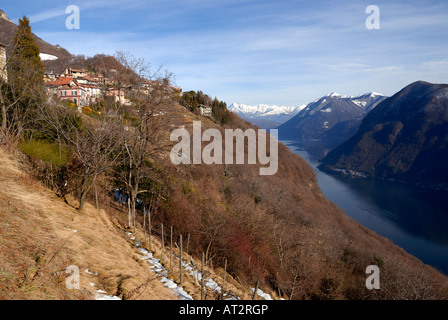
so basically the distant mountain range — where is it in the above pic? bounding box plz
[278,92,387,141]
[0,10,72,60]
[228,103,305,128]
[319,81,448,186]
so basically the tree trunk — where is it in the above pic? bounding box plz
[221,259,227,300]
[78,174,97,211]
[1,97,6,133]
[201,252,205,300]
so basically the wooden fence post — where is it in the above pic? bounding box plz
[148,208,152,252]
[186,233,190,256]
[95,185,99,210]
[161,223,165,264]
[179,234,183,285]
[201,252,205,300]
[221,259,227,300]
[252,281,259,300]
[170,226,173,271]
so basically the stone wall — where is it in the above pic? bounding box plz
[0,44,6,81]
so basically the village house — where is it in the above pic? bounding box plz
[45,75,104,106]
[63,68,87,78]
[106,88,130,105]
[57,84,88,110]
[0,42,7,82]
[78,83,102,104]
[76,74,104,86]
[45,77,78,95]
[44,72,57,83]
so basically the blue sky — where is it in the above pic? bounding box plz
[2,0,448,106]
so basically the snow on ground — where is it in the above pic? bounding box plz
[125,231,274,301]
[95,289,122,300]
[352,100,368,108]
[88,272,121,300]
[127,232,194,300]
[39,53,58,61]
[87,230,275,300]
[126,231,245,300]
[251,287,273,300]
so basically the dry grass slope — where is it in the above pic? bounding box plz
[0,146,277,300]
[0,147,177,300]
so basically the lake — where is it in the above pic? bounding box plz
[281,139,448,275]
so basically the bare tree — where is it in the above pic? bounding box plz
[114,52,174,229]
[38,100,124,210]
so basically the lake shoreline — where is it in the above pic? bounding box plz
[280,138,448,276]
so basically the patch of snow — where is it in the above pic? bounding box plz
[250,287,273,300]
[95,290,121,300]
[320,108,332,113]
[40,53,58,61]
[85,269,99,276]
[127,231,242,301]
[87,271,121,300]
[128,233,194,300]
[352,100,367,108]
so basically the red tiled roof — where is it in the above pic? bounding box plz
[46,77,77,87]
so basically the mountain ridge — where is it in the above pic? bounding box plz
[319,81,448,186]
[278,92,387,140]
[228,102,305,128]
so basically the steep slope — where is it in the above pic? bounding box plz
[155,110,448,300]
[0,148,178,300]
[0,10,72,60]
[228,102,304,128]
[278,92,386,140]
[0,117,279,301]
[319,81,448,185]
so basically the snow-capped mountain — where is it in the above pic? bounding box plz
[320,81,448,185]
[278,92,387,140]
[228,103,305,128]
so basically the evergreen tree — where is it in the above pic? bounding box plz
[1,17,45,141]
[7,16,45,124]
[11,17,43,76]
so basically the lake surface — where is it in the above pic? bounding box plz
[281,139,448,275]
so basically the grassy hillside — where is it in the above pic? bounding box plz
[0,147,179,299]
[0,144,280,300]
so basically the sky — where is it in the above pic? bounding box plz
[2,0,448,106]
